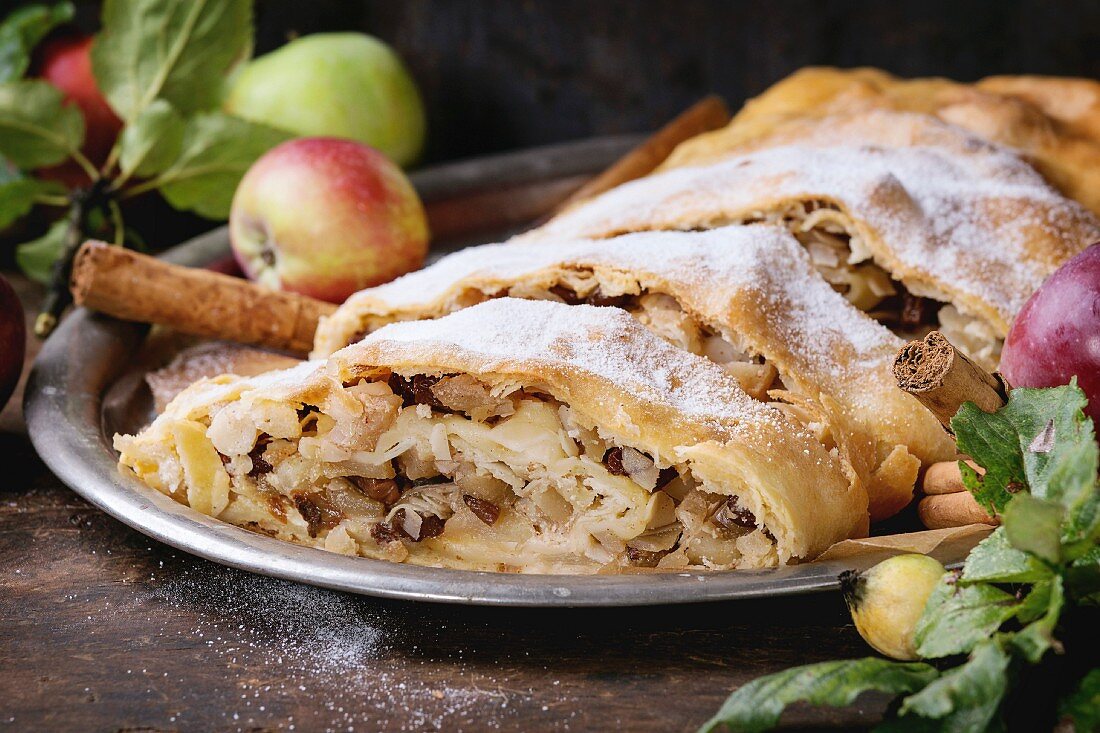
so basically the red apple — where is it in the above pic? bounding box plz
[229,138,429,303]
[36,34,123,167]
[1001,242,1100,423]
[0,274,26,412]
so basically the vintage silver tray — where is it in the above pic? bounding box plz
[24,137,979,606]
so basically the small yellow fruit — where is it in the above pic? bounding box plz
[840,553,946,661]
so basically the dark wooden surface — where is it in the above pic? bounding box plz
[0,276,887,732]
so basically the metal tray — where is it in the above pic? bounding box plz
[24,137,979,606]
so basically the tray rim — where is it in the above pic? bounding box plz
[23,136,979,607]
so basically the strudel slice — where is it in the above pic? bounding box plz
[662,66,1100,217]
[527,110,1100,371]
[314,225,955,520]
[115,298,868,574]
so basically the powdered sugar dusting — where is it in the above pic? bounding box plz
[351,297,777,432]
[529,113,1100,323]
[335,225,897,382]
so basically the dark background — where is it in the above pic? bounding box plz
[9,0,1098,251]
[65,0,1100,165]
[248,0,1100,164]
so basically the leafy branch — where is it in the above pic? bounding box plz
[704,383,1100,732]
[0,0,289,335]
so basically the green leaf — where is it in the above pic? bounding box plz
[15,218,68,283]
[699,658,938,733]
[952,384,1097,515]
[1059,669,1100,733]
[1010,577,1064,663]
[149,112,290,219]
[0,2,75,83]
[0,161,62,229]
[960,528,1052,585]
[1003,494,1065,564]
[896,641,1010,732]
[0,79,84,167]
[914,576,1019,659]
[117,99,184,178]
[91,0,253,122]
[1066,547,1100,604]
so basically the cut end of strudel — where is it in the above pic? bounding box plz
[115,298,868,574]
[314,224,957,521]
[526,109,1100,371]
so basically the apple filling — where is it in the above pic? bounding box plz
[737,200,1002,370]
[158,371,778,572]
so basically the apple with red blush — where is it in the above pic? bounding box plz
[229,138,429,303]
[1000,243,1100,423]
[0,274,26,412]
[36,33,123,167]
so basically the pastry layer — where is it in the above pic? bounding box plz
[527,111,1100,370]
[661,66,1100,217]
[115,299,867,574]
[314,225,956,520]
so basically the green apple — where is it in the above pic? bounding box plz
[224,33,426,167]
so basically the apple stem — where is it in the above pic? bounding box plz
[34,180,112,338]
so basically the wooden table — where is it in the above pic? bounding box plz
[1,273,886,732]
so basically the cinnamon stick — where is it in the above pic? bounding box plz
[918,491,998,530]
[551,95,730,213]
[892,330,1009,431]
[71,241,335,355]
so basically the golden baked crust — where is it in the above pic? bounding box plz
[527,110,1100,359]
[116,298,867,574]
[314,225,956,520]
[662,66,1100,216]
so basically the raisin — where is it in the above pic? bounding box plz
[713,496,757,530]
[625,546,670,567]
[588,289,631,308]
[372,509,447,543]
[247,434,273,477]
[371,519,408,544]
[603,447,627,476]
[348,476,402,505]
[387,372,456,411]
[463,494,501,525]
[417,514,446,540]
[548,284,584,304]
[900,291,937,328]
[293,492,344,538]
[655,467,677,489]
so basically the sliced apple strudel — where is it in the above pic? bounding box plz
[115,298,868,574]
[526,110,1100,370]
[313,225,955,520]
[660,66,1100,216]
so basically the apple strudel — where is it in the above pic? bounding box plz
[526,111,1100,370]
[313,225,956,520]
[664,66,1100,216]
[115,298,868,573]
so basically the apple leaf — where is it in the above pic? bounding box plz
[1003,494,1065,565]
[0,79,84,168]
[15,219,68,283]
[894,641,1010,731]
[960,528,1053,585]
[118,99,185,178]
[91,0,253,122]
[0,160,63,229]
[148,112,290,219]
[913,575,1019,659]
[0,2,75,83]
[1059,669,1100,733]
[698,658,938,733]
